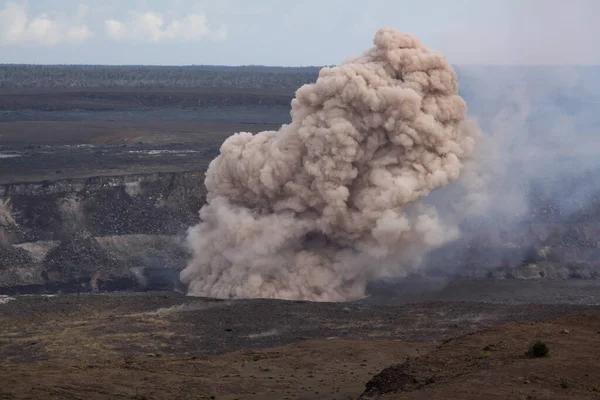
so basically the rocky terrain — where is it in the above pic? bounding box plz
[2,66,600,294]
[1,288,600,399]
[4,162,600,295]
[0,75,293,294]
[0,169,205,293]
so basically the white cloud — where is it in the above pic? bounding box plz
[104,11,224,43]
[0,2,93,46]
[105,19,126,40]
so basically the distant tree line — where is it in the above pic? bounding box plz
[0,65,324,89]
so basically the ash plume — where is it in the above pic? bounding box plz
[180,27,484,301]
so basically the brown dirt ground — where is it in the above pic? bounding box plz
[1,295,599,399]
[1,339,421,400]
[366,313,600,400]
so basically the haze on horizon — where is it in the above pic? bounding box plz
[0,0,598,66]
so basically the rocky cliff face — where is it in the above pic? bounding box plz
[0,171,204,293]
[2,168,600,295]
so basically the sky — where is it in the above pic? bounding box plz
[0,0,598,66]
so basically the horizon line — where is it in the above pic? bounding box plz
[0,63,599,68]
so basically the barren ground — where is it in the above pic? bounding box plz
[0,87,289,183]
[1,285,600,400]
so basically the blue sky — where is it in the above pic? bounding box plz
[0,0,598,66]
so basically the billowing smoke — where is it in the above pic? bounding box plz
[180,28,484,301]
[420,64,600,279]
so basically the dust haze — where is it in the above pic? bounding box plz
[180,27,487,301]
[424,64,600,276]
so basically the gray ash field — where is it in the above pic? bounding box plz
[2,64,600,399]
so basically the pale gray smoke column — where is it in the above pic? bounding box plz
[180,27,484,302]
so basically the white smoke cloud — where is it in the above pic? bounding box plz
[104,11,225,43]
[0,2,93,46]
[180,27,484,302]
[418,63,600,278]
